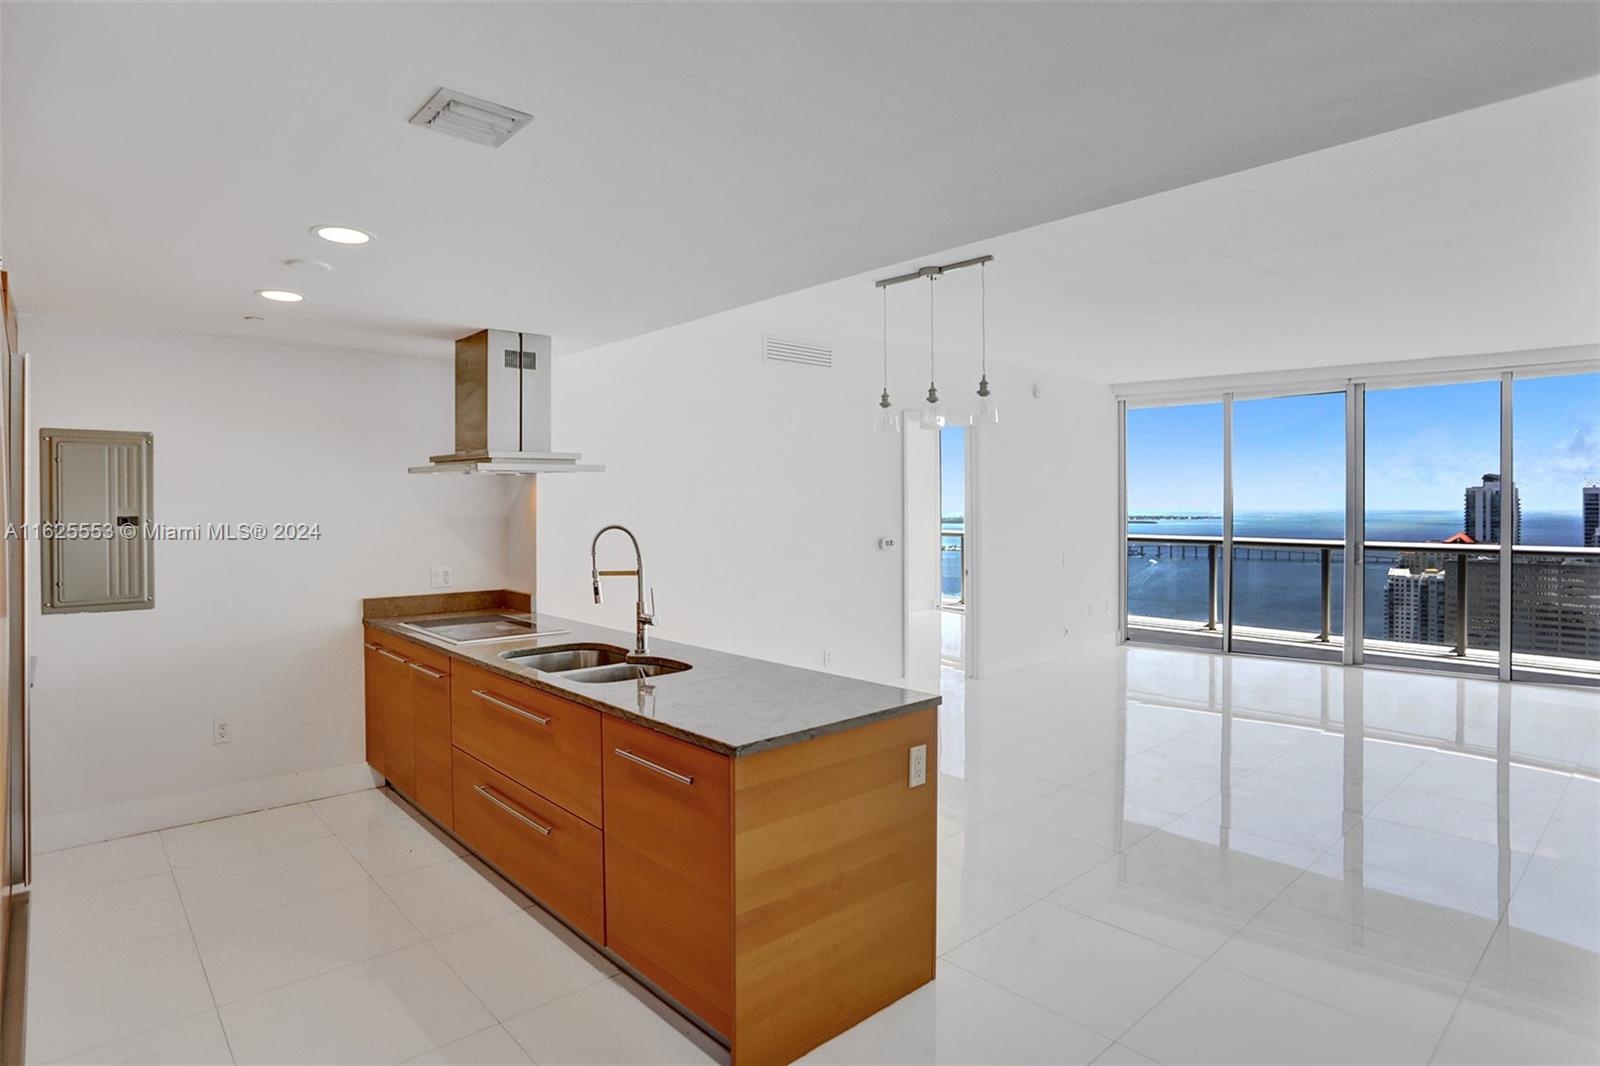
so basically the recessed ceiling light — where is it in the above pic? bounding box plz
[311,225,372,245]
[256,290,304,303]
[284,258,333,272]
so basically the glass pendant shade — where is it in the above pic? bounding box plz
[971,375,999,425]
[919,384,946,429]
[875,389,901,433]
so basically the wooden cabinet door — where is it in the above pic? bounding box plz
[373,646,414,797]
[602,717,733,1035]
[410,660,452,826]
[362,631,387,776]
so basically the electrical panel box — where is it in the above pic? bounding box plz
[39,428,154,613]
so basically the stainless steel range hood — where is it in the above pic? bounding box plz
[410,329,603,476]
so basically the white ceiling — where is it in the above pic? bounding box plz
[768,78,1600,384]
[3,2,1596,367]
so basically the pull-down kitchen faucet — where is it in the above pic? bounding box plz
[590,524,654,655]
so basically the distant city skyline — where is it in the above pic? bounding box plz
[1125,373,1600,516]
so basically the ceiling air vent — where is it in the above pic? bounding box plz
[409,88,532,147]
[763,335,832,369]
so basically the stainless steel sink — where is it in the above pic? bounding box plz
[500,643,631,672]
[558,659,692,684]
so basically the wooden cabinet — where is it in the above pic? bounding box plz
[410,658,453,825]
[362,633,387,775]
[452,748,604,941]
[362,628,452,827]
[451,662,602,826]
[602,716,733,1035]
[360,629,937,1065]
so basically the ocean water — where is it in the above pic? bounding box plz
[1125,510,1588,637]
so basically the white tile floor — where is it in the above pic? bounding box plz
[22,645,1600,1065]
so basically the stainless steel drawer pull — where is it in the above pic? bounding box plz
[614,748,694,785]
[473,785,553,835]
[408,662,445,680]
[376,648,408,663]
[362,641,379,650]
[472,689,551,726]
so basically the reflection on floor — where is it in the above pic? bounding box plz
[23,645,1600,1064]
[941,608,964,664]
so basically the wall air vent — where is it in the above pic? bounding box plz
[763,335,832,369]
[409,88,532,148]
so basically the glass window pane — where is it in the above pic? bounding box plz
[1364,379,1501,667]
[1512,372,1600,548]
[1365,379,1502,543]
[1512,369,1599,679]
[1232,392,1345,644]
[1125,403,1223,633]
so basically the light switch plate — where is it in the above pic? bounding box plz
[908,744,927,788]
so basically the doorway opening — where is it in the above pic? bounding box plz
[940,425,967,667]
[902,420,971,692]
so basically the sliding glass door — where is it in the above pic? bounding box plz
[1231,391,1346,653]
[1363,379,1502,674]
[1124,403,1224,644]
[1510,370,1600,681]
[1121,362,1599,685]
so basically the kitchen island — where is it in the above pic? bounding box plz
[361,591,940,1065]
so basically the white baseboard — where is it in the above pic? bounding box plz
[32,761,382,854]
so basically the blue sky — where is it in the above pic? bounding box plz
[1126,373,1599,515]
[941,426,965,520]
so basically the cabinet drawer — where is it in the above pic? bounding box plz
[451,664,602,826]
[602,717,732,1035]
[452,748,604,942]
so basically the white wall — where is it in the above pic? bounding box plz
[533,295,1121,688]
[24,317,517,849]
[970,370,1119,676]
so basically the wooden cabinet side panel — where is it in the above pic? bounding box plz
[361,632,387,776]
[731,709,937,1066]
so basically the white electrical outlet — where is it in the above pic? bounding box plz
[822,649,833,667]
[213,718,232,745]
[430,566,453,589]
[908,744,927,787]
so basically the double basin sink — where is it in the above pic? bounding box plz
[500,642,691,684]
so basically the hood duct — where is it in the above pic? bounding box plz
[410,329,603,476]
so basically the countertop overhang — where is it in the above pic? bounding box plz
[363,607,940,756]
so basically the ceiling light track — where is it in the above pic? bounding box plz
[873,254,993,290]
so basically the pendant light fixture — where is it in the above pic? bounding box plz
[873,253,992,430]
[971,259,998,425]
[919,274,946,428]
[875,286,901,433]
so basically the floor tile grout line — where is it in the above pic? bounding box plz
[36,1008,225,1066]
[156,829,239,1066]
[934,954,1120,1058]
[1422,765,1586,1065]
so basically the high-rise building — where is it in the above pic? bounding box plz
[1585,484,1599,547]
[1385,564,1448,644]
[1464,473,1521,544]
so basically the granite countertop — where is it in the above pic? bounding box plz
[363,607,940,757]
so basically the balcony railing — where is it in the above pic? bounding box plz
[941,529,965,606]
[1126,533,1600,678]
